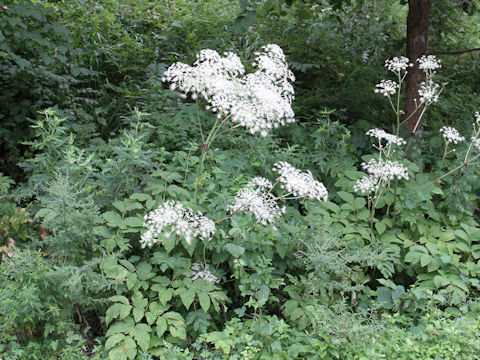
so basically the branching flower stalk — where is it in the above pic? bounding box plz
[370,55,445,219]
[435,113,480,182]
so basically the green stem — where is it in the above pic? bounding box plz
[192,115,230,210]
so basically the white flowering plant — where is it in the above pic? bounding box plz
[101,45,333,358]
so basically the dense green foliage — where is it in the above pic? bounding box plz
[1,0,480,359]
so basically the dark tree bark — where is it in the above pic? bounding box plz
[404,0,432,136]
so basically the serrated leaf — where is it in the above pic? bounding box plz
[132,292,147,309]
[131,324,151,352]
[420,254,432,267]
[169,324,186,340]
[105,333,125,351]
[130,193,152,202]
[224,243,245,257]
[156,317,168,337]
[434,275,450,288]
[289,307,303,321]
[257,285,270,306]
[353,197,366,210]
[144,312,155,325]
[136,263,153,281]
[109,296,130,305]
[124,336,137,360]
[113,201,128,213]
[103,211,122,227]
[198,293,210,312]
[439,231,455,242]
[337,191,354,204]
[123,217,144,228]
[133,308,144,323]
[179,289,195,310]
[106,318,134,337]
[126,273,138,290]
[375,222,386,235]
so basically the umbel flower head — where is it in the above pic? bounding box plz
[228,164,328,225]
[366,128,406,146]
[140,201,215,248]
[440,126,465,144]
[354,159,409,195]
[273,161,328,202]
[384,56,412,73]
[374,80,399,97]
[228,177,286,225]
[418,55,441,71]
[162,44,295,137]
[418,81,440,104]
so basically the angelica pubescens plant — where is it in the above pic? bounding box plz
[162,45,295,209]
[362,54,445,221]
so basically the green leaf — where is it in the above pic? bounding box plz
[132,292,147,309]
[377,287,392,309]
[131,324,151,352]
[169,324,186,340]
[439,231,455,242]
[124,217,144,228]
[105,333,125,351]
[109,296,130,305]
[353,197,366,210]
[124,336,137,360]
[257,285,270,306]
[156,317,168,337]
[106,318,134,337]
[136,263,153,281]
[108,336,137,360]
[198,293,210,312]
[290,307,303,321]
[130,193,152,202]
[106,304,132,325]
[112,200,128,213]
[103,211,122,227]
[224,243,245,257]
[434,275,450,288]
[337,191,354,204]
[375,222,386,235]
[420,254,432,267]
[133,308,144,323]
[179,289,195,310]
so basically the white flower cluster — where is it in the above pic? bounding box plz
[228,177,286,225]
[366,128,406,146]
[475,112,480,126]
[418,55,441,71]
[189,263,219,283]
[384,56,412,72]
[354,159,409,194]
[229,164,328,225]
[141,201,215,248]
[353,175,377,194]
[273,161,328,202]
[374,80,399,97]
[419,82,440,104]
[162,44,295,137]
[362,159,409,181]
[439,126,465,144]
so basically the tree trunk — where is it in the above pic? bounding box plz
[404,0,432,136]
